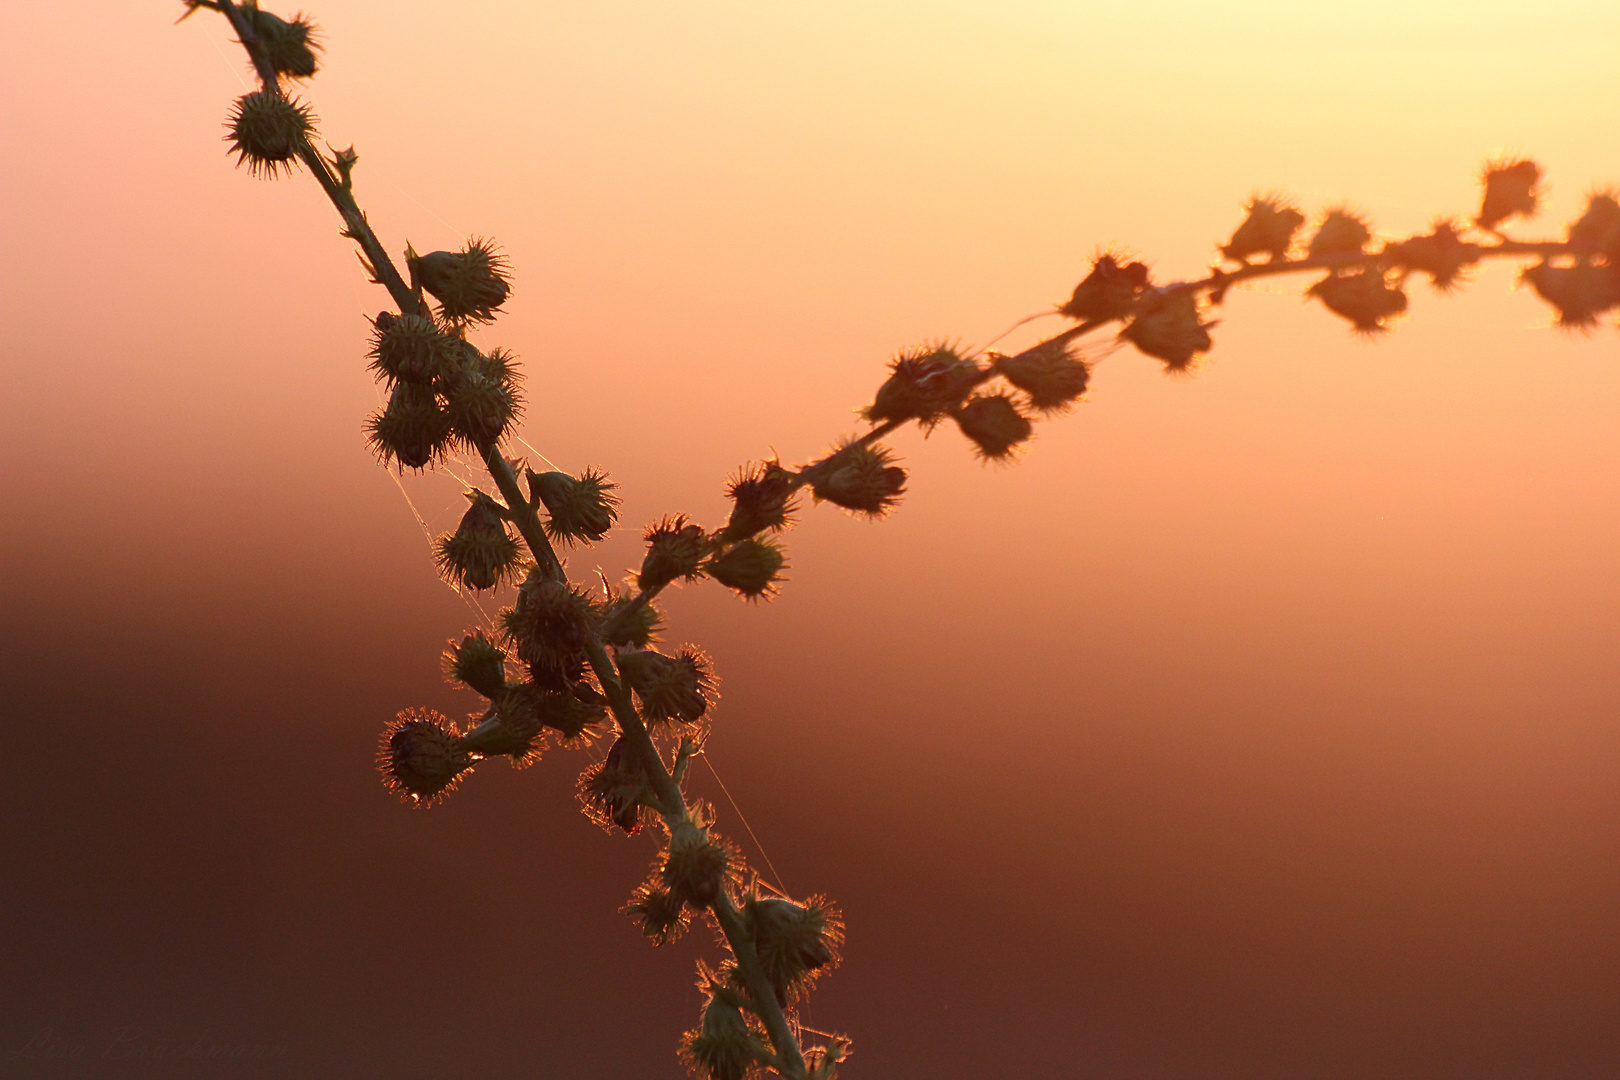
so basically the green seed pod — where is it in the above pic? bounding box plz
[1387,220,1478,291]
[442,630,509,699]
[707,538,786,600]
[580,737,651,834]
[1059,253,1151,323]
[248,8,321,79]
[864,345,984,428]
[1307,208,1372,258]
[408,239,511,323]
[1477,158,1542,230]
[745,895,843,1001]
[1119,291,1214,371]
[502,570,597,691]
[681,979,759,1080]
[225,90,314,177]
[811,442,907,517]
[378,708,472,806]
[624,881,690,946]
[600,593,664,649]
[992,339,1090,413]
[661,823,733,909]
[1568,191,1620,257]
[1221,195,1304,264]
[529,468,619,544]
[639,515,709,592]
[369,312,452,385]
[722,460,798,540]
[617,646,715,725]
[1307,267,1409,334]
[953,393,1032,460]
[434,494,523,592]
[1521,261,1620,328]
[366,380,453,470]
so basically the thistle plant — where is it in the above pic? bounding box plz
[181,2,1616,1075]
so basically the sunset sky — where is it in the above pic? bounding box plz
[2,2,1617,1078]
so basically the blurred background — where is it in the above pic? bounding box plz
[2,2,1617,1077]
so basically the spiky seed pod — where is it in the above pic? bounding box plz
[723,461,798,540]
[408,239,511,323]
[662,823,732,909]
[1521,261,1620,328]
[617,646,716,725]
[1387,221,1478,291]
[580,737,652,834]
[248,8,321,79]
[1119,291,1214,371]
[600,594,664,649]
[369,312,452,385]
[530,468,619,545]
[1059,253,1151,322]
[442,630,509,699]
[1477,158,1542,230]
[639,516,710,592]
[953,394,1032,460]
[992,339,1091,413]
[864,345,985,428]
[502,570,598,691]
[1308,267,1409,333]
[682,980,760,1080]
[1221,196,1305,264]
[811,441,907,517]
[1308,208,1372,258]
[501,681,605,739]
[442,362,520,450]
[625,882,691,946]
[745,895,844,1001]
[367,380,453,470]
[378,708,472,806]
[434,494,523,592]
[707,538,787,600]
[458,701,545,764]
[225,90,314,177]
[1568,192,1620,258]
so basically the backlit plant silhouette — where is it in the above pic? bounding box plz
[182,2,1620,1076]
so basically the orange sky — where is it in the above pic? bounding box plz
[2,3,1617,1078]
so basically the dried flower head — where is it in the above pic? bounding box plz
[225,90,314,177]
[408,239,511,323]
[1119,290,1213,371]
[459,703,545,765]
[992,339,1090,413]
[600,592,664,649]
[435,494,523,592]
[502,680,606,740]
[617,646,716,725]
[369,312,452,385]
[661,822,734,909]
[442,347,522,449]
[810,441,907,517]
[530,467,619,545]
[378,708,471,806]
[639,515,710,592]
[723,460,799,540]
[1059,253,1151,323]
[1521,260,1620,328]
[707,538,787,600]
[745,895,843,1001]
[625,881,691,946]
[682,974,761,1080]
[1308,208,1372,258]
[580,737,653,834]
[248,7,321,79]
[953,393,1033,460]
[1221,195,1304,264]
[503,570,598,691]
[442,629,510,699]
[1387,220,1478,291]
[1568,191,1620,257]
[864,344,984,428]
[1477,158,1542,230]
[1308,267,1408,334]
[366,380,453,470]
